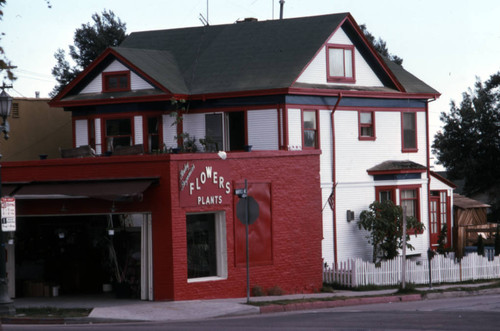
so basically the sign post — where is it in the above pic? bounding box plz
[235,179,259,303]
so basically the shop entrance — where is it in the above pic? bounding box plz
[12,213,152,300]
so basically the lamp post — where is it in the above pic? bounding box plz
[0,85,14,315]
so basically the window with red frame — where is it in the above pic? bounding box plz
[303,110,318,148]
[103,71,130,92]
[376,187,395,203]
[147,117,160,153]
[105,118,132,152]
[376,186,421,224]
[400,188,419,221]
[327,44,355,83]
[402,112,417,152]
[359,111,375,140]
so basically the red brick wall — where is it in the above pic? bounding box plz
[2,150,323,301]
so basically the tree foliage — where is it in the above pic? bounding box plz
[432,72,500,219]
[0,0,16,83]
[358,200,424,263]
[51,9,127,97]
[360,24,403,66]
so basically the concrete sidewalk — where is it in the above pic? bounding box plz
[7,282,500,323]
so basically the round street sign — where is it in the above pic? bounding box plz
[236,196,260,225]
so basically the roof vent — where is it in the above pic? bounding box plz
[237,17,258,23]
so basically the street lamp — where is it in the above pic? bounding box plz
[0,85,14,315]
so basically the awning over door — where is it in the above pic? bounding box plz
[2,177,159,201]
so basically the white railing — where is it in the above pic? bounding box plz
[324,253,500,287]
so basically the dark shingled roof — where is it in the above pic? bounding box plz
[114,13,438,96]
[367,160,427,173]
[54,13,440,103]
[119,13,348,95]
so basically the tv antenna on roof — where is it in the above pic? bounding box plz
[199,0,209,26]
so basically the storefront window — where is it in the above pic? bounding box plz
[186,212,227,281]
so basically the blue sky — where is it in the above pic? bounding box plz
[1,0,499,162]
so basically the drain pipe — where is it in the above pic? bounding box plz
[279,0,285,19]
[331,93,342,266]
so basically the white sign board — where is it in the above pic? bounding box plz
[1,197,16,232]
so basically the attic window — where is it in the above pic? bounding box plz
[103,71,130,92]
[326,44,355,83]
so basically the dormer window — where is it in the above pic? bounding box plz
[103,71,130,92]
[327,44,355,83]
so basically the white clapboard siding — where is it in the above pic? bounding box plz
[162,114,177,149]
[134,116,143,145]
[321,184,335,266]
[74,119,88,147]
[296,27,383,87]
[319,110,333,184]
[287,108,302,150]
[334,110,428,183]
[80,60,154,94]
[247,109,279,150]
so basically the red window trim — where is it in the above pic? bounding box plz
[102,116,135,153]
[358,110,376,141]
[144,115,163,153]
[102,71,131,92]
[375,185,423,234]
[302,109,320,150]
[326,44,356,83]
[401,112,418,153]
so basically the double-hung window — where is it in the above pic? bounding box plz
[359,111,375,140]
[402,112,417,152]
[105,118,132,152]
[327,44,355,83]
[303,110,318,148]
[147,117,160,153]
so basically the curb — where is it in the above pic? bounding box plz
[259,294,422,314]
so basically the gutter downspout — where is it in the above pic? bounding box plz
[331,93,342,266]
[426,96,437,249]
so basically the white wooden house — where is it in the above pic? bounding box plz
[50,13,455,267]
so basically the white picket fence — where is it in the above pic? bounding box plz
[324,253,500,287]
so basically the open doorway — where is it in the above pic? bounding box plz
[13,213,152,300]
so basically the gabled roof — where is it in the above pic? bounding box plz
[51,13,439,106]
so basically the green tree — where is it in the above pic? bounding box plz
[50,9,127,97]
[432,72,500,220]
[358,200,424,263]
[436,224,448,255]
[360,24,403,66]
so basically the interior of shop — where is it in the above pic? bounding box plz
[14,214,141,299]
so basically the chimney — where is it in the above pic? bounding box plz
[279,0,285,19]
[35,91,40,98]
